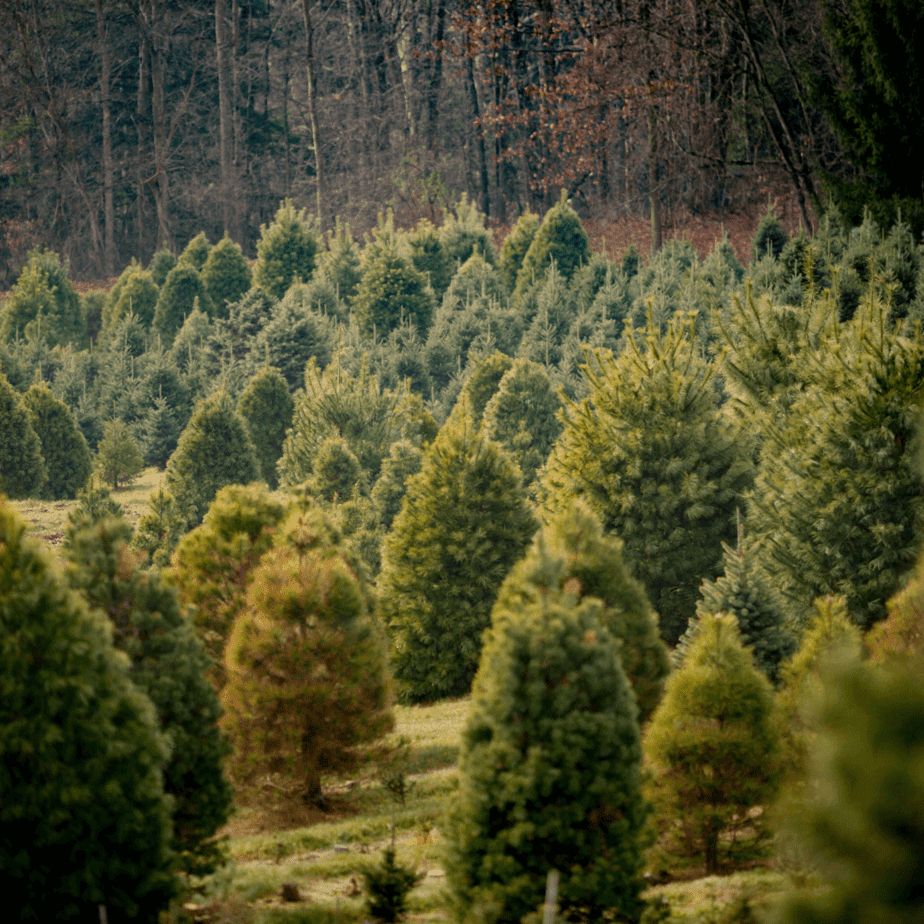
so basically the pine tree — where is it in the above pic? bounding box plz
[165,391,260,528]
[236,366,293,488]
[0,500,175,920]
[0,372,45,498]
[867,555,924,663]
[439,194,495,268]
[171,482,286,680]
[752,207,789,261]
[66,516,232,875]
[379,400,536,702]
[498,210,539,293]
[645,614,780,874]
[133,486,186,567]
[95,418,144,489]
[202,236,252,315]
[148,248,177,287]
[141,395,182,469]
[408,219,453,301]
[496,502,669,722]
[23,382,92,499]
[371,439,423,530]
[458,351,514,424]
[441,251,505,311]
[444,566,647,923]
[222,511,393,804]
[178,231,211,271]
[154,265,211,344]
[543,315,751,643]
[316,220,362,300]
[354,240,435,338]
[310,435,362,502]
[254,199,320,300]
[105,264,159,330]
[517,263,579,368]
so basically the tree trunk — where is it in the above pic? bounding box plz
[301,0,323,226]
[215,0,237,239]
[149,0,171,249]
[95,0,116,275]
[466,55,490,217]
[648,106,662,255]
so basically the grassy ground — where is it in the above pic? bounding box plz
[10,466,165,549]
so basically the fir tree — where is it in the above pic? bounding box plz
[441,251,505,311]
[254,199,319,300]
[354,241,435,338]
[148,248,176,287]
[379,400,536,702]
[498,210,539,293]
[202,236,252,315]
[543,315,751,643]
[141,395,182,469]
[105,264,159,330]
[0,500,175,920]
[133,486,185,567]
[310,435,362,502]
[371,439,423,530]
[222,511,393,804]
[66,516,232,875]
[0,372,45,498]
[165,391,260,528]
[752,207,789,261]
[444,566,647,923]
[458,351,514,425]
[23,382,92,499]
[178,231,211,271]
[64,480,125,547]
[408,219,453,300]
[236,366,293,488]
[154,265,211,344]
[645,614,780,874]
[95,419,144,489]
[496,502,669,722]
[517,263,579,368]
[317,220,362,300]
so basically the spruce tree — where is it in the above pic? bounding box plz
[645,614,780,874]
[254,199,319,300]
[0,500,175,920]
[66,516,232,875]
[543,315,751,643]
[379,400,536,702]
[171,482,286,680]
[178,231,211,270]
[222,511,393,804]
[444,567,647,923]
[141,395,182,469]
[133,486,186,567]
[498,210,539,293]
[202,236,252,315]
[496,502,669,722]
[23,382,92,499]
[95,419,144,489]
[408,218,453,300]
[154,265,211,344]
[165,391,260,528]
[105,264,159,330]
[316,220,362,300]
[752,208,788,261]
[441,251,505,310]
[0,372,45,498]
[236,366,293,488]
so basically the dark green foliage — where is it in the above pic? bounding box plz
[362,847,423,923]
[513,192,590,301]
[105,264,159,330]
[165,391,260,528]
[237,366,293,488]
[752,208,789,261]
[66,517,232,876]
[677,539,795,683]
[141,395,183,469]
[458,351,513,425]
[868,555,924,663]
[444,557,647,924]
[0,501,175,920]
[496,502,669,722]
[441,251,505,310]
[95,419,144,489]
[23,382,92,499]
[645,614,780,874]
[482,358,561,486]
[148,248,177,287]
[311,435,362,502]
[133,487,186,567]
[154,264,210,344]
[171,482,286,680]
[498,211,539,293]
[354,241,435,337]
[371,439,423,530]
[64,481,125,548]
[517,263,579,367]
[202,237,252,314]
[544,316,751,643]
[178,231,211,271]
[408,219,453,301]
[0,372,45,498]
[317,220,362,301]
[1,249,84,346]
[774,655,924,922]
[254,199,320,300]
[440,194,495,268]
[379,400,536,702]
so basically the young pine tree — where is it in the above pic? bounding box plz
[645,614,780,874]
[201,236,252,315]
[378,399,536,702]
[178,231,211,271]
[66,516,232,875]
[154,265,211,344]
[253,199,320,300]
[0,501,175,920]
[0,372,45,498]
[105,264,159,330]
[444,563,647,923]
[23,382,92,499]
[236,366,294,488]
[95,418,144,489]
[498,210,539,294]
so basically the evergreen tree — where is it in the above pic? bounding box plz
[236,366,293,488]
[316,220,362,300]
[254,199,320,300]
[171,482,286,680]
[441,251,505,311]
[165,391,260,528]
[482,358,561,486]
[0,372,45,498]
[23,382,92,499]
[496,502,669,722]
[0,500,175,920]
[498,210,539,294]
[458,351,514,425]
[517,263,579,368]
[141,395,182,469]
[440,194,495,268]
[408,219,453,300]
[752,208,789,261]
[371,439,423,530]
[154,265,211,344]
[177,231,211,271]
[867,555,924,663]
[310,435,362,502]
[354,241,435,338]
[202,236,252,315]
[105,264,159,330]
[543,315,751,643]
[133,486,186,567]
[645,614,780,874]
[66,517,232,875]
[95,419,144,489]
[379,400,536,702]
[64,480,125,548]
[513,192,590,301]
[148,248,177,287]
[222,512,393,804]
[444,568,647,923]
